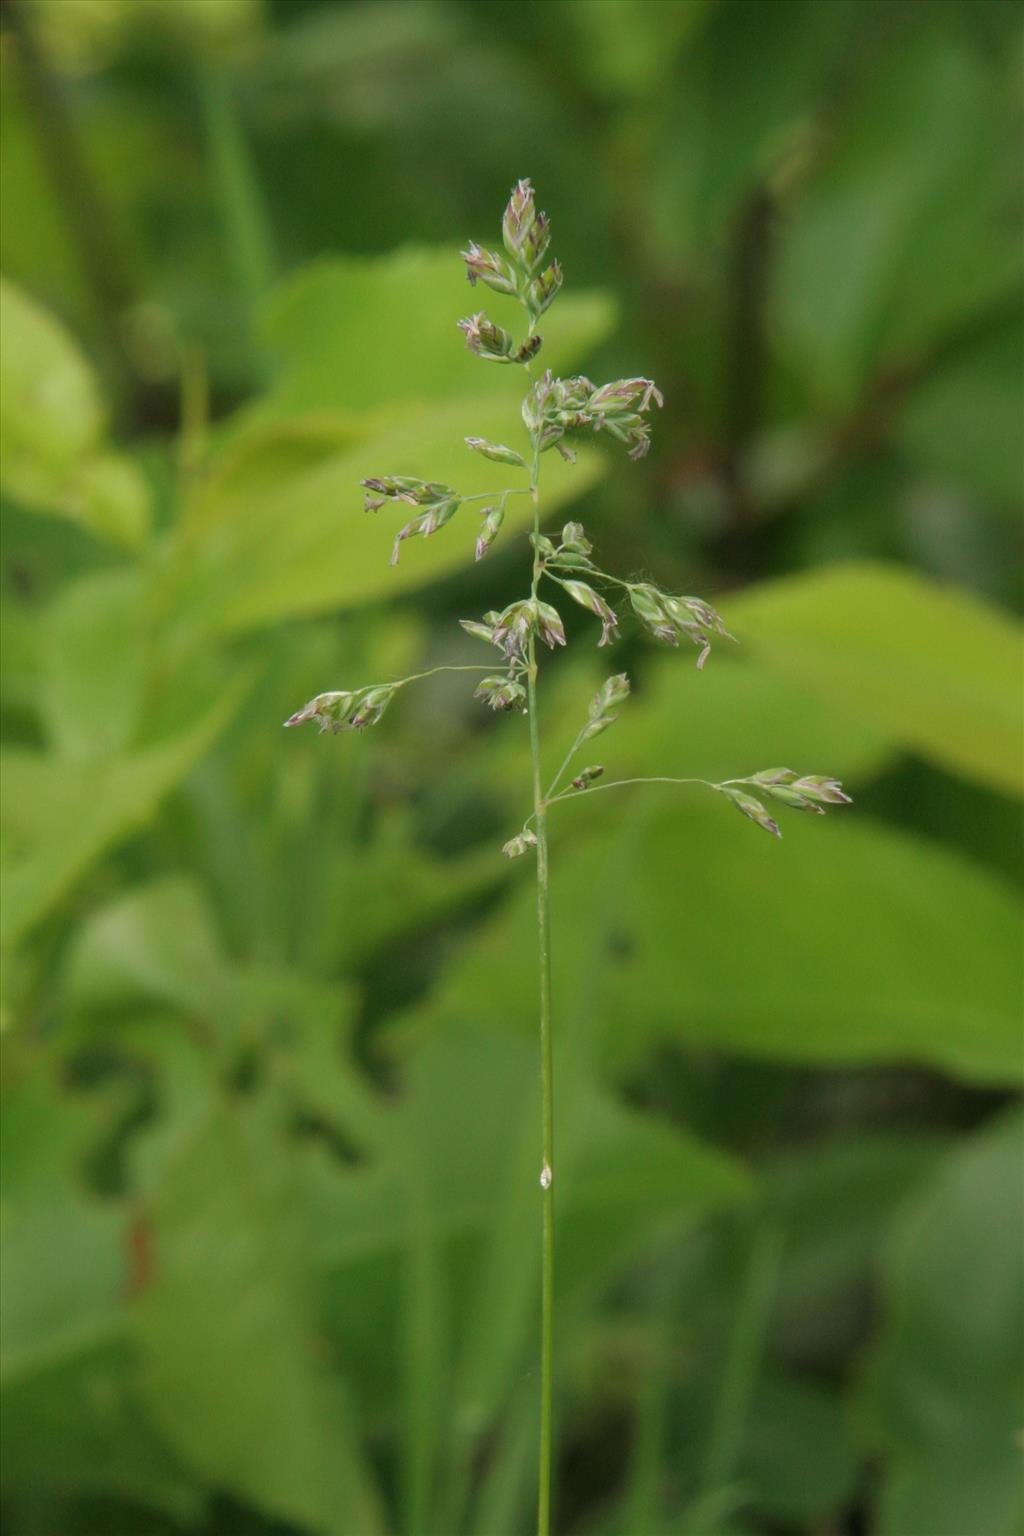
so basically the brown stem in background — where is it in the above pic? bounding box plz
[721,185,776,578]
[775,290,1022,527]
[2,0,139,423]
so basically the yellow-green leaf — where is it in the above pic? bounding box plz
[730,563,1024,797]
[1,683,244,946]
[185,398,604,632]
[0,278,149,548]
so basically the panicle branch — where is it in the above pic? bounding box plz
[628,584,735,668]
[522,371,664,460]
[284,685,397,735]
[289,175,851,856]
[716,768,852,837]
[285,178,852,1536]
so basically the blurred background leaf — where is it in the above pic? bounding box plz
[0,278,150,547]
[1,0,1020,1533]
[856,1111,1024,1536]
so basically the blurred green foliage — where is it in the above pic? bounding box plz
[1,1,1021,1534]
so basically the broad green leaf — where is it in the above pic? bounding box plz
[133,1094,383,1533]
[897,306,1024,512]
[1,1067,123,1374]
[729,562,1024,797]
[296,805,499,974]
[764,1131,947,1336]
[309,1032,748,1280]
[1,1337,200,1522]
[0,1065,197,1517]
[182,397,604,631]
[857,1111,1024,1536]
[0,589,39,716]
[466,560,992,827]
[0,277,101,474]
[607,1135,947,1536]
[1,683,244,946]
[236,967,387,1153]
[591,809,1023,1086]
[64,877,386,1153]
[63,875,224,1017]
[0,277,150,547]
[587,647,893,789]
[306,1028,748,1475]
[249,247,615,422]
[177,245,615,630]
[182,408,371,537]
[445,622,895,841]
[739,1374,858,1523]
[40,567,147,759]
[417,803,1023,1087]
[112,1019,220,1200]
[174,633,504,981]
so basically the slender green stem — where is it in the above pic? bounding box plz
[461,488,532,503]
[548,774,715,809]
[540,571,632,799]
[396,664,497,686]
[6,0,138,420]
[197,57,275,342]
[527,432,556,1536]
[695,1222,784,1521]
[545,733,587,802]
[623,1249,685,1536]
[547,562,634,590]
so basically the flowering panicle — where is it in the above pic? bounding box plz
[502,177,539,257]
[749,769,852,809]
[390,498,459,565]
[286,179,851,1535]
[290,176,846,865]
[628,584,678,646]
[458,312,541,365]
[557,522,592,557]
[360,476,464,565]
[720,787,783,838]
[459,597,566,660]
[629,584,735,667]
[498,181,562,320]
[523,371,664,459]
[460,178,562,358]
[554,578,618,646]
[535,601,567,649]
[464,437,528,468]
[491,602,537,658]
[284,685,396,735]
[528,260,563,318]
[503,829,538,859]
[362,476,457,512]
[461,241,517,296]
[475,504,505,561]
[717,769,852,838]
[577,672,630,745]
[475,674,527,712]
